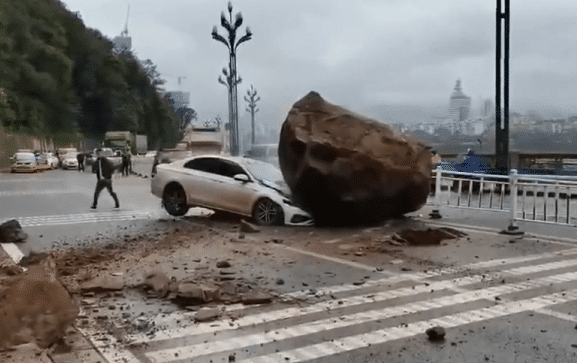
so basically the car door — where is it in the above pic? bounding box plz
[181,157,222,207]
[214,160,259,214]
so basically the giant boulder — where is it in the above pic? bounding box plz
[278,91,432,225]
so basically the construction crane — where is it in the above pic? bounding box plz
[121,5,130,37]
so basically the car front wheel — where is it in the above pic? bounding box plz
[162,185,189,216]
[252,198,284,226]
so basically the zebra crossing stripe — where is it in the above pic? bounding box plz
[283,246,577,300]
[0,189,84,196]
[240,289,577,363]
[128,252,577,344]
[76,311,140,363]
[142,268,577,362]
[1,211,159,227]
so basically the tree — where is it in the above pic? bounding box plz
[0,0,178,149]
[174,107,198,141]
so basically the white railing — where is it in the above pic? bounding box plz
[429,167,577,230]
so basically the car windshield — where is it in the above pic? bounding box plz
[96,149,114,157]
[13,153,36,162]
[241,158,283,183]
[37,155,48,161]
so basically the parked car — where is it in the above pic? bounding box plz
[61,154,79,169]
[40,152,59,169]
[10,152,39,173]
[56,147,78,163]
[151,155,314,226]
[35,154,53,170]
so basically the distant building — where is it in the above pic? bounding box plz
[449,79,471,123]
[113,35,131,54]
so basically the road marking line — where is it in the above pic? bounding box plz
[0,211,161,228]
[133,261,577,348]
[285,247,577,300]
[1,243,25,263]
[128,252,577,344]
[76,315,141,363]
[0,189,85,196]
[535,308,577,323]
[145,275,577,363]
[239,289,577,363]
[280,245,396,274]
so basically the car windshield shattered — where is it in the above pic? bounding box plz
[241,158,283,182]
[241,158,290,196]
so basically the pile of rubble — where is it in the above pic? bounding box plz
[0,220,279,351]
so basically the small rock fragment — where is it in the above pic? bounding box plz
[426,326,446,342]
[241,292,273,305]
[240,220,260,233]
[194,307,221,322]
[142,271,170,298]
[217,260,231,268]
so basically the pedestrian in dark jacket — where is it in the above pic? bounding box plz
[121,154,128,176]
[77,152,85,171]
[91,149,119,209]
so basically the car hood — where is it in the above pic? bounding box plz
[258,178,292,199]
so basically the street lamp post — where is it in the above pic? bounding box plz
[244,85,260,146]
[212,2,252,156]
[495,0,510,170]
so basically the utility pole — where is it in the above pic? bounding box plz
[212,2,252,156]
[495,0,510,171]
[244,85,260,146]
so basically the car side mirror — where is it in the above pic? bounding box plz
[233,174,250,183]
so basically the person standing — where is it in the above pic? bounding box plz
[121,153,128,176]
[77,152,85,171]
[91,149,119,209]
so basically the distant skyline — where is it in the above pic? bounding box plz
[61,0,577,129]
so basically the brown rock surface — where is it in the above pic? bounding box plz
[0,257,79,350]
[278,91,432,225]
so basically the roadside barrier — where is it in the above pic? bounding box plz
[429,167,577,233]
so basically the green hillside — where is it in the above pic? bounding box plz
[0,0,178,148]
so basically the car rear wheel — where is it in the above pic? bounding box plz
[163,185,189,216]
[252,198,284,226]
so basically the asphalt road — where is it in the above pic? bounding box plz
[3,160,577,362]
[0,157,164,254]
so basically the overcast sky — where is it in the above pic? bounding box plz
[60,0,577,131]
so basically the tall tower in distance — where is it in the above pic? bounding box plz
[449,79,471,123]
[113,5,132,54]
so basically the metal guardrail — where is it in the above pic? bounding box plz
[429,167,577,231]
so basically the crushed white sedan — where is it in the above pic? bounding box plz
[151,155,313,226]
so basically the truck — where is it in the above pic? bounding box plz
[104,131,147,155]
[151,121,226,175]
[135,135,148,154]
